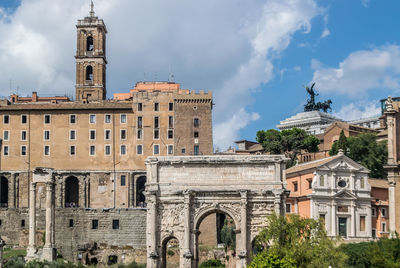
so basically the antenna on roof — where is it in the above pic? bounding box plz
[168,65,175,82]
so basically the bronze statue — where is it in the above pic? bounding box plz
[304,83,332,112]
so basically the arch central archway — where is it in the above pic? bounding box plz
[145,155,288,268]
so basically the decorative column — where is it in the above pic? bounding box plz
[350,204,355,238]
[147,191,158,268]
[331,201,336,237]
[42,181,56,261]
[183,190,193,267]
[389,181,396,235]
[26,182,37,259]
[238,190,248,267]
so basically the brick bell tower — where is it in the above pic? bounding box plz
[75,1,107,101]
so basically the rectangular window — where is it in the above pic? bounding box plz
[121,114,127,123]
[137,145,143,155]
[21,131,27,141]
[112,219,119,229]
[138,103,142,111]
[3,115,9,124]
[372,228,376,238]
[105,114,111,124]
[3,130,9,141]
[194,131,199,138]
[381,208,387,217]
[89,130,96,140]
[44,130,50,140]
[121,175,126,186]
[154,116,159,128]
[69,219,74,227]
[154,144,160,155]
[308,179,313,189]
[285,204,291,213]
[167,145,173,155]
[194,145,199,155]
[44,145,50,156]
[360,216,366,232]
[181,148,186,154]
[21,219,25,227]
[105,129,111,140]
[70,130,76,140]
[137,116,143,128]
[120,129,126,140]
[92,219,98,229]
[320,176,324,186]
[293,182,298,192]
[168,130,173,139]
[44,114,51,124]
[169,102,173,111]
[70,145,76,156]
[70,114,76,124]
[168,116,173,128]
[90,145,95,156]
[105,145,111,156]
[372,207,376,217]
[120,145,126,155]
[382,222,386,233]
[137,129,142,139]
[154,129,159,139]
[194,118,199,127]
[89,114,96,124]
[21,114,27,124]
[154,102,159,111]
[21,146,27,156]
[3,146,8,156]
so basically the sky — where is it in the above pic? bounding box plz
[0,0,399,150]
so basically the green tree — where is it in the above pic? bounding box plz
[256,128,320,168]
[251,213,346,268]
[329,133,387,178]
[220,219,236,251]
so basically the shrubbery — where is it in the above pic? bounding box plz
[199,259,225,267]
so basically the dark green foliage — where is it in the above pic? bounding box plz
[251,213,346,268]
[118,261,146,268]
[167,249,175,256]
[220,219,236,251]
[256,128,320,168]
[338,242,371,268]
[329,133,387,178]
[199,259,225,267]
[337,130,348,152]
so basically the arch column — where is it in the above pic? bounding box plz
[183,190,193,267]
[147,191,159,268]
[238,190,248,267]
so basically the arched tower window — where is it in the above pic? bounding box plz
[86,65,93,81]
[87,36,94,52]
[0,177,8,207]
[65,176,79,208]
[136,176,146,207]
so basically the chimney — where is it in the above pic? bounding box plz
[32,92,38,102]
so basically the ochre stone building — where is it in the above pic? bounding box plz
[0,5,212,264]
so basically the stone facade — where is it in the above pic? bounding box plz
[145,155,288,268]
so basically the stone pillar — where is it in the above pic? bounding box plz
[294,199,298,214]
[15,176,19,208]
[133,175,138,207]
[79,176,85,208]
[192,229,200,265]
[183,190,192,267]
[26,182,37,259]
[389,181,396,235]
[147,191,158,268]
[42,181,56,262]
[9,174,15,208]
[331,202,336,237]
[0,237,5,268]
[238,190,248,267]
[350,204,355,238]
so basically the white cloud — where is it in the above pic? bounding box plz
[334,100,381,121]
[361,0,371,8]
[0,0,321,150]
[320,15,330,39]
[312,45,400,97]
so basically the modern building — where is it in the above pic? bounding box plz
[0,5,213,264]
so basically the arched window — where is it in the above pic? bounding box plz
[0,177,8,207]
[86,36,94,52]
[65,176,79,208]
[136,176,146,207]
[86,65,93,81]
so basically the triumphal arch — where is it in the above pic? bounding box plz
[145,155,288,268]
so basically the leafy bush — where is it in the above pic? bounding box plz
[339,242,371,268]
[167,249,175,256]
[118,261,146,268]
[248,250,296,268]
[199,259,225,267]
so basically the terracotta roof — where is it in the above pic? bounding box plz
[368,178,389,189]
[0,101,133,111]
[286,154,341,175]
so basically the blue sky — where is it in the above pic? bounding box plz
[0,0,399,150]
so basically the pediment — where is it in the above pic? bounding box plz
[327,156,369,173]
[334,189,357,199]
